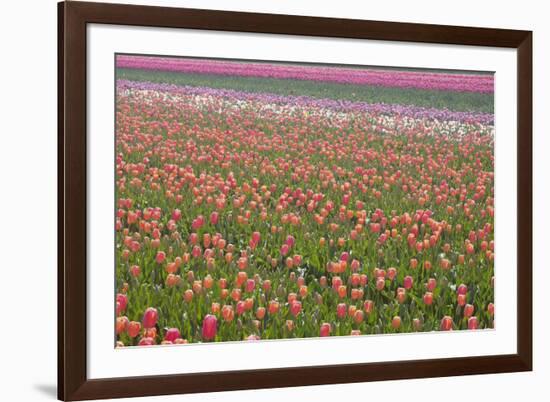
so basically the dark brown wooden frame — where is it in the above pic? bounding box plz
[58,1,532,400]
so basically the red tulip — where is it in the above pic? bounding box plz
[290,301,302,317]
[127,321,141,338]
[353,310,364,324]
[268,300,280,314]
[363,300,374,314]
[116,316,129,335]
[256,307,266,320]
[464,304,475,318]
[423,292,433,305]
[222,305,235,322]
[440,316,453,331]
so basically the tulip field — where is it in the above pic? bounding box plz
[114,55,495,347]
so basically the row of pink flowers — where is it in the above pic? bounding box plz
[116,55,494,93]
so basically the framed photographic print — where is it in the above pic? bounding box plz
[58,1,532,400]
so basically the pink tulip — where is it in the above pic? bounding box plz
[236,301,246,315]
[337,303,347,319]
[457,284,468,295]
[116,293,128,313]
[320,323,331,337]
[210,211,219,225]
[155,251,166,264]
[164,328,180,342]
[285,235,295,247]
[138,337,155,346]
[246,279,256,293]
[202,314,217,341]
[251,231,261,244]
[172,209,181,221]
[142,307,158,329]
[280,244,290,256]
[130,265,141,277]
